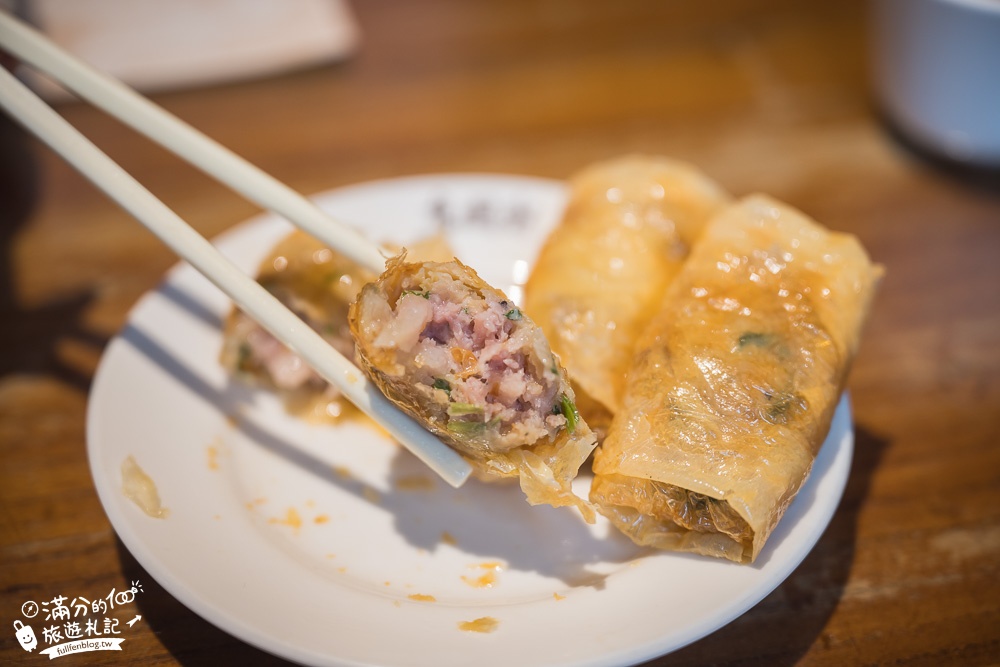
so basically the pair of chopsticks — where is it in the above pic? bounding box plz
[0,11,472,487]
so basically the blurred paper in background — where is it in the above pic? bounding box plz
[17,0,359,98]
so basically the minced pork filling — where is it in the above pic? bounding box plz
[371,270,575,449]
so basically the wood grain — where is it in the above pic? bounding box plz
[2,1,998,665]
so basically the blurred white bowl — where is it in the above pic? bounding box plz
[872,0,1000,167]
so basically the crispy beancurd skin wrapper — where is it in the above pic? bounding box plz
[591,195,881,562]
[350,254,597,521]
[524,155,731,425]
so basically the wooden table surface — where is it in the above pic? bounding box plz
[2,1,998,665]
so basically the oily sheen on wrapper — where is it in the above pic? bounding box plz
[350,254,597,521]
[524,155,731,433]
[590,195,880,563]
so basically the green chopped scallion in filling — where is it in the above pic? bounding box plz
[236,343,251,369]
[446,420,486,435]
[504,308,522,320]
[446,417,499,436]
[432,378,451,395]
[401,289,430,299]
[764,391,802,424]
[738,331,773,348]
[447,402,484,417]
[558,394,579,433]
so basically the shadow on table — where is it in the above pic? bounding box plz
[117,539,298,667]
[0,100,107,392]
[876,110,1000,198]
[640,425,890,667]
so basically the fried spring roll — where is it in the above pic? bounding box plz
[590,195,880,562]
[350,255,597,521]
[524,155,731,432]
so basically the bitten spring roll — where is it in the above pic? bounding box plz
[524,155,731,433]
[350,255,598,521]
[220,230,375,421]
[590,195,880,562]
[220,230,451,422]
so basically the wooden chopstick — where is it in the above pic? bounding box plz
[0,12,472,488]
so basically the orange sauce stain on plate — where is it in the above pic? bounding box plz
[461,561,504,588]
[458,617,498,633]
[268,507,303,532]
[245,497,268,511]
[206,442,220,471]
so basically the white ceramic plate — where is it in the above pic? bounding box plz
[87,174,853,667]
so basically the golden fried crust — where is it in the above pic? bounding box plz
[524,155,731,421]
[591,195,881,562]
